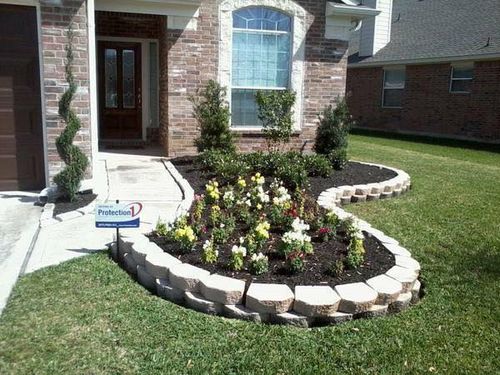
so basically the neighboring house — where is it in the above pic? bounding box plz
[346,0,500,144]
[0,0,381,192]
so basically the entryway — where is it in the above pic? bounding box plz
[0,4,45,191]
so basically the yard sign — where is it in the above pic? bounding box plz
[95,201,143,228]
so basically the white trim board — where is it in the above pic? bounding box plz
[95,0,200,18]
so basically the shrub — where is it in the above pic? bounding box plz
[345,238,365,269]
[53,26,89,200]
[190,80,236,153]
[314,97,354,170]
[275,162,309,190]
[255,90,296,151]
[303,154,333,177]
[328,258,345,277]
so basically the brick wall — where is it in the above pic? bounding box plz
[165,0,349,156]
[96,11,161,39]
[40,0,92,182]
[346,61,500,142]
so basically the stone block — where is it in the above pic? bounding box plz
[367,193,380,201]
[131,241,163,266]
[184,292,222,315]
[356,304,388,319]
[200,274,246,305]
[351,194,367,203]
[222,304,267,323]
[411,279,421,304]
[335,282,378,314]
[137,265,156,292]
[169,263,210,292]
[314,311,353,326]
[392,189,402,197]
[270,312,310,328]
[338,186,355,197]
[368,183,382,194]
[340,196,352,205]
[39,218,59,228]
[386,266,418,292]
[383,243,411,256]
[246,283,294,314]
[365,275,402,305]
[355,185,370,195]
[145,251,181,279]
[123,253,138,276]
[388,292,412,313]
[293,285,340,317]
[55,210,83,222]
[395,255,421,273]
[156,278,184,303]
[383,184,394,193]
[380,191,393,199]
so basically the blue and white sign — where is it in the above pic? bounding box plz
[95,202,143,228]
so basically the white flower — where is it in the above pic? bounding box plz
[231,245,247,257]
[223,190,235,202]
[291,218,310,232]
[202,240,212,250]
[245,199,252,207]
[220,223,225,228]
[251,252,266,261]
[239,237,245,244]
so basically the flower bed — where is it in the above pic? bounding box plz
[111,160,420,327]
[149,172,392,288]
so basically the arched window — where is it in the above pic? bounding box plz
[231,7,292,127]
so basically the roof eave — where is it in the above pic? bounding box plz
[326,2,381,20]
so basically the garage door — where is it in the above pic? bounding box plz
[0,4,45,191]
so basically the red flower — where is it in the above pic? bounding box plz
[318,227,331,235]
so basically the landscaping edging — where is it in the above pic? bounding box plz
[39,199,97,228]
[111,162,420,327]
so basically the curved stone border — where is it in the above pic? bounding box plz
[110,162,421,327]
[317,161,411,208]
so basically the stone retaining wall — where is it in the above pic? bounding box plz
[111,162,420,327]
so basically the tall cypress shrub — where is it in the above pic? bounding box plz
[53,26,89,200]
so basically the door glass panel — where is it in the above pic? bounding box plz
[104,49,117,108]
[122,49,135,109]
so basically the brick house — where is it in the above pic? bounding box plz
[346,0,500,144]
[0,0,381,192]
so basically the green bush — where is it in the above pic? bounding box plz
[255,90,296,151]
[190,80,236,153]
[53,27,89,201]
[303,154,333,177]
[314,97,354,170]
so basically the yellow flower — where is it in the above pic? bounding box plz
[257,203,262,210]
[237,178,246,187]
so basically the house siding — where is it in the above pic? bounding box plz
[40,0,92,182]
[346,61,500,142]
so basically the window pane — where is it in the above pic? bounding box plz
[451,80,471,93]
[104,49,117,108]
[384,69,405,89]
[383,89,403,107]
[452,66,473,79]
[122,50,135,109]
[231,89,261,126]
[233,7,291,32]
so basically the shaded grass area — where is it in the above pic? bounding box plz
[1,135,500,374]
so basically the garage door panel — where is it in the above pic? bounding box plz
[0,4,44,191]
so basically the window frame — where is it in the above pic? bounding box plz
[230,7,293,128]
[381,67,406,109]
[449,63,473,94]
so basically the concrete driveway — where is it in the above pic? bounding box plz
[0,192,42,313]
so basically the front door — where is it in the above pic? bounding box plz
[98,41,142,140]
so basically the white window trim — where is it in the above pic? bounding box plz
[381,67,406,109]
[449,63,473,94]
[218,0,308,131]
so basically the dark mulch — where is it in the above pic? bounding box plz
[149,231,393,289]
[170,156,397,199]
[53,193,97,216]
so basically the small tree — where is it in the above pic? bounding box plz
[314,97,355,170]
[190,80,235,153]
[53,26,89,201]
[255,90,296,151]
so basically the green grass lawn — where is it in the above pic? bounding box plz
[1,135,499,374]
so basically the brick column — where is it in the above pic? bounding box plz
[40,0,92,183]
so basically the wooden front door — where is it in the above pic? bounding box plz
[0,4,45,191]
[98,42,142,140]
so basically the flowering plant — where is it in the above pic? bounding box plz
[205,180,220,202]
[249,252,268,275]
[250,172,265,186]
[280,217,313,256]
[229,244,246,271]
[201,238,218,264]
[287,251,305,273]
[173,224,197,253]
[254,219,271,242]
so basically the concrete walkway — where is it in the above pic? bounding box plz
[0,192,42,313]
[25,149,183,274]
